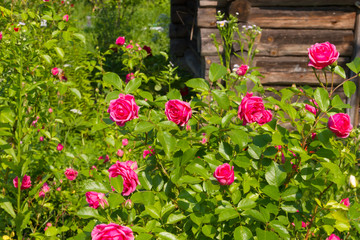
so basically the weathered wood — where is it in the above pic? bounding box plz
[169,23,189,38]
[249,0,357,7]
[197,8,224,28]
[199,0,228,7]
[200,28,354,56]
[184,49,203,77]
[171,0,187,5]
[347,10,360,126]
[229,0,251,22]
[171,5,195,25]
[170,39,188,57]
[248,7,356,30]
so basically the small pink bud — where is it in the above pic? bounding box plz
[39,136,44,142]
[51,68,59,76]
[122,139,128,146]
[63,15,69,22]
[117,149,124,157]
[48,108,53,113]
[57,143,64,151]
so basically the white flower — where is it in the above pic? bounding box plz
[216,20,228,27]
[70,109,82,115]
[18,22,26,26]
[40,19,47,27]
[232,64,240,72]
[150,26,164,32]
[349,175,357,188]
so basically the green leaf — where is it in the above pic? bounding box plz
[70,88,81,99]
[262,185,280,201]
[73,33,86,44]
[0,196,16,218]
[247,144,261,159]
[256,228,279,240]
[82,179,109,193]
[314,88,329,112]
[110,175,123,193]
[178,175,202,184]
[131,192,155,205]
[158,232,178,240]
[212,90,230,110]
[185,78,210,92]
[125,78,141,94]
[218,208,239,221]
[265,162,286,187]
[134,122,154,133]
[41,54,52,65]
[281,187,302,201]
[346,57,360,74]
[103,72,122,90]
[45,227,58,237]
[333,66,346,79]
[321,162,345,187]
[185,162,209,179]
[108,193,124,209]
[166,89,182,100]
[343,81,356,98]
[234,226,253,240]
[202,225,217,238]
[219,142,232,160]
[331,94,351,109]
[157,131,176,159]
[270,221,290,240]
[237,198,256,210]
[54,47,64,59]
[105,91,120,103]
[136,233,153,240]
[166,213,186,224]
[209,63,228,82]
[138,171,152,190]
[229,129,248,148]
[146,205,161,219]
[243,209,267,223]
[77,207,106,221]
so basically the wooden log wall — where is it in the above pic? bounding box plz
[170,0,360,125]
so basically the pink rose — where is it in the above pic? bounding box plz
[51,68,59,76]
[57,143,64,151]
[108,94,139,127]
[13,175,31,190]
[42,182,50,193]
[301,222,309,228]
[39,191,45,198]
[126,44,133,49]
[213,163,234,185]
[200,138,207,144]
[308,42,339,69]
[326,234,341,240]
[91,223,134,240]
[328,113,353,138]
[236,64,249,76]
[125,73,134,83]
[63,15,69,22]
[64,168,78,181]
[340,198,350,207]
[238,92,272,125]
[108,161,140,196]
[116,36,125,46]
[143,45,152,56]
[85,191,108,209]
[48,108,53,113]
[311,132,317,140]
[122,138,128,146]
[39,136,44,142]
[44,222,52,231]
[165,100,192,126]
[143,147,154,158]
[0,32,2,40]
[117,149,124,157]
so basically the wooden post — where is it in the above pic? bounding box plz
[347,9,360,127]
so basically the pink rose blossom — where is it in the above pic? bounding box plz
[143,146,154,158]
[39,136,44,142]
[13,175,32,190]
[51,68,59,76]
[0,32,2,40]
[238,92,272,125]
[44,222,52,231]
[115,36,125,46]
[39,191,45,198]
[301,222,309,228]
[48,108,53,113]
[91,223,134,240]
[42,182,50,193]
[63,15,69,22]
[108,94,139,127]
[126,44,133,49]
[125,73,135,83]
[200,138,207,144]
[308,42,339,69]
[91,166,97,171]
[236,64,249,76]
[64,168,78,181]
[328,113,353,138]
[186,125,191,131]
[122,139,129,146]
[326,234,341,240]
[108,161,140,196]
[56,187,61,191]
[103,155,110,163]
[213,163,234,185]
[57,143,64,151]
[117,149,124,157]
[165,99,192,126]
[311,132,317,140]
[85,191,109,209]
[340,198,350,207]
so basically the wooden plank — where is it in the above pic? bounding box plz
[198,8,224,28]
[199,0,228,7]
[170,39,188,57]
[200,28,354,56]
[169,23,189,38]
[171,5,194,25]
[347,10,360,126]
[248,7,356,29]
[249,0,357,7]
